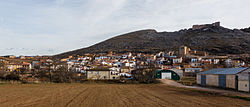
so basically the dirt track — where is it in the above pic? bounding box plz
[160,79,250,98]
[0,84,250,107]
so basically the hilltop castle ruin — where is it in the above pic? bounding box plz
[192,22,220,30]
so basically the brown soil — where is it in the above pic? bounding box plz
[0,83,250,107]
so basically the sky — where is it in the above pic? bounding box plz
[0,0,250,56]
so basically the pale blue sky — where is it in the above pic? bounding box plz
[0,0,250,56]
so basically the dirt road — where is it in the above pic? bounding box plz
[0,83,250,107]
[160,79,250,98]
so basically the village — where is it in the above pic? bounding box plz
[0,46,250,92]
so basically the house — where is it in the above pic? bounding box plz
[95,56,108,60]
[110,70,120,79]
[184,68,202,77]
[161,65,173,70]
[124,61,136,67]
[109,67,120,72]
[87,70,110,80]
[237,69,250,92]
[191,58,199,62]
[190,62,202,68]
[86,66,122,80]
[185,68,203,73]
[121,67,133,73]
[4,55,16,59]
[32,61,40,69]
[61,58,69,62]
[20,56,26,59]
[7,63,23,72]
[173,57,183,64]
[197,67,248,89]
[118,73,131,78]
[224,59,245,67]
[22,62,32,70]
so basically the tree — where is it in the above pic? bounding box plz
[132,68,157,83]
[0,61,8,79]
[45,59,54,82]
[36,70,50,82]
[5,72,19,81]
[52,65,77,83]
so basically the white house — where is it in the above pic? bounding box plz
[173,57,183,64]
[185,68,203,73]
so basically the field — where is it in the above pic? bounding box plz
[0,83,250,107]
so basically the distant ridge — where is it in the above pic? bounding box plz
[55,22,250,58]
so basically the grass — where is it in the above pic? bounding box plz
[178,77,196,86]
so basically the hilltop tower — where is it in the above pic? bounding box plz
[179,46,190,57]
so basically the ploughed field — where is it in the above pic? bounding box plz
[0,84,250,107]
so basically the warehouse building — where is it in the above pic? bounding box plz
[237,69,250,92]
[197,67,248,89]
[156,70,180,80]
[169,68,183,78]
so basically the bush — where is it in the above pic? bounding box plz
[5,72,20,81]
[131,68,157,84]
[52,66,78,83]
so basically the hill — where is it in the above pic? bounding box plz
[55,23,250,58]
[241,27,250,33]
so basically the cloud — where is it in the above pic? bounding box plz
[0,0,250,56]
[55,0,65,5]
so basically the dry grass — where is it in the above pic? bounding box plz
[178,77,196,86]
[0,83,250,107]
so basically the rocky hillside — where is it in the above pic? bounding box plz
[241,27,250,33]
[55,25,250,58]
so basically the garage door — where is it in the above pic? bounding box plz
[201,75,206,86]
[162,73,171,79]
[219,75,226,88]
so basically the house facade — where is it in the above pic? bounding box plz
[237,69,250,92]
[185,68,203,73]
[197,67,248,89]
[87,70,110,80]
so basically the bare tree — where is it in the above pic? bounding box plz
[45,59,53,82]
[132,68,157,83]
[0,61,8,79]
[52,65,77,83]
[36,70,50,82]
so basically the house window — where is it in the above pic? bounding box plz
[104,76,106,79]
[96,72,99,74]
[90,71,93,74]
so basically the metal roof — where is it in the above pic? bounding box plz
[199,67,248,75]
[237,68,250,74]
[199,68,225,74]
